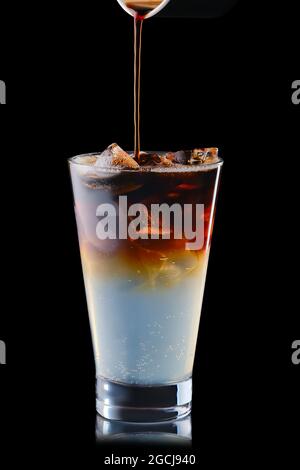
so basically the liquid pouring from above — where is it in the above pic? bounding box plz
[116,0,171,160]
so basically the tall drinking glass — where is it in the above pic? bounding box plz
[69,152,223,422]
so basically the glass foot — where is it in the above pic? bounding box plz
[96,376,192,422]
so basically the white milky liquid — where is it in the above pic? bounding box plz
[83,257,209,385]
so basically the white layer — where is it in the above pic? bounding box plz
[83,260,209,385]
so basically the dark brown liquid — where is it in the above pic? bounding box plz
[70,163,221,269]
[134,17,143,160]
[122,0,166,160]
[126,1,163,17]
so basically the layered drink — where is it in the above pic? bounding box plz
[69,144,222,421]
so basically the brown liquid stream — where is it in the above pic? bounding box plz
[123,0,166,160]
[134,17,143,160]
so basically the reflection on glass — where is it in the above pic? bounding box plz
[96,414,192,446]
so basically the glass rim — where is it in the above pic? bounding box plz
[68,152,224,173]
[116,0,171,20]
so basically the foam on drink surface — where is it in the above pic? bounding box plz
[71,144,221,172]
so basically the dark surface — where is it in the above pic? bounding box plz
[0,0,299,466]
[159,0,239,17]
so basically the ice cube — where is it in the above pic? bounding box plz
[204,147,219,163]
[190,148,219,164]
[74,155,98,165]
[72,154,99,178]
[81,175,143,194]
[138,152,155,166]
[174,150,189,164]
[165,152,176,162]
[95,144,139,170]
[190,149,208,164]
[159,156,174,167]
[138,152,173,167]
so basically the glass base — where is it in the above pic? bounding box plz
[96,376,192,422]
[96,413,192,445]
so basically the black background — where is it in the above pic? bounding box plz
[160,0,239,17]
[0,0,299,465]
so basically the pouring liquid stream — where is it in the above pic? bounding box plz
[134,16,143,161]
[117,0,170,160]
